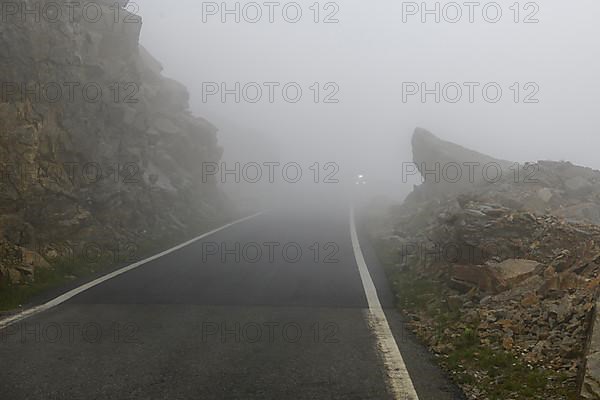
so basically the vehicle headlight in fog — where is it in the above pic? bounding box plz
[355,174,367,185]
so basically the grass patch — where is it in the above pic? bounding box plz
[444,336,577,399]
[444,340,579,400]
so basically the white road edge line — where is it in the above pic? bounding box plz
[350,208,419,400]
[0,212,263,331]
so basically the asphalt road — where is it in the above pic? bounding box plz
[0,201,465,400]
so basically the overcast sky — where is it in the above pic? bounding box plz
[135,0,600,189]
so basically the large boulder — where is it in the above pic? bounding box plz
[450,259,542,294]
[411,127,513,195]
[408,128,600,225]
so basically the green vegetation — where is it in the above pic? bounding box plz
[0,218,229,313]
[445,344,576,399]
[371,236,578,400]
[0,256,96,311]
[0,235,174,312]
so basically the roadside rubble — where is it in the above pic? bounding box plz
[374,128,600,399]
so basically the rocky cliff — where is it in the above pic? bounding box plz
[0,0,226,285]
[372,128,600,399]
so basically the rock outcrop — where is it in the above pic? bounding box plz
[582,298,600,399]
[0,0,227,284]
[412,127,512,190]
[376,128,600,398]
[410,128,600,225]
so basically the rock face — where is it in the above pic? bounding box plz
[410,128,600,225]
[582,299,600,399]
[412,127,512,191]
[382,128,600,398]
[0,0,226,284]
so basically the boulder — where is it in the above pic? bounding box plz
[450,265,502,294]
[492,259,542,285]
[408,129,600,225]
[411,127,513,194]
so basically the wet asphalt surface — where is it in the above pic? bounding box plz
[0,200,465,400]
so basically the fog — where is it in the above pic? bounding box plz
[136,0,600,203]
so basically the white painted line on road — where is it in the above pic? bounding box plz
[0,212,263,331]
[350,208,419,400]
